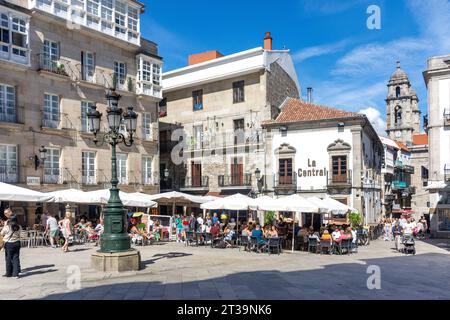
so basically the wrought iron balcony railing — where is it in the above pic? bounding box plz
[327,170,352,187]
[180,176,209,189]
[0,165,18,183]
[0,104,24,124]
[274,172,297,188]
[218,174,252,188]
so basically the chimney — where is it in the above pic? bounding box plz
[188,50,224,66]
[307,87,313,103]
[264,32,273,51]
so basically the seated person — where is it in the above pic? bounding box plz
[334,230,350,244]
[210,222,221,239]
[223,227,235,247]
[241,224,250,237]
[251,225,267,247]
[268,225,279,238]
[129,218,149,243]
[321,230,332,244]
[331,228,342,242]
[349,227,357,244]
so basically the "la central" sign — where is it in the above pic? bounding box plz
[298,159,327,178]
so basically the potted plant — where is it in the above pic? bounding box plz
[349,211,362,229]
[127,77,133,92]
[264,211,276,226]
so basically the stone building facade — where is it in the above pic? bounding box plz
[159,33,300,200]
[423,54,450,238]
[0,0,162,226]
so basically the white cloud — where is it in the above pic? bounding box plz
[360,107,387,136]
[292,39,351,62]
[301,0,450,130]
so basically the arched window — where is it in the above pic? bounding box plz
[396,87,401,98]
[395,106,402,124]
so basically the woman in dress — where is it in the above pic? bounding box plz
[60,212,73,253]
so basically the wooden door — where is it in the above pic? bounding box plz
[279,159,293,185]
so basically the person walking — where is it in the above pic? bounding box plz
[384,218,392,241]
[392,222,403,252]
[59,211,73,253]
[1,208,21,279]
[45,212,59,248]
[175,214,183,243]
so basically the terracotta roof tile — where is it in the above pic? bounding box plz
[395,141,410,152]
[272,98,361,124]
[413,134,428,145]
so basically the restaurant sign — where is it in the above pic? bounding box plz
[298,159,327,178]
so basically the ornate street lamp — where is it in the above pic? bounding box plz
[87,89,138,255]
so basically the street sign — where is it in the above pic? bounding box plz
[27,177,40,186]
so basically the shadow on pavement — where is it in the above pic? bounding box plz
[141,252,193,269]
[21,269,58,278]
[421,239,450,252]
[42,252,450,300]
[21,265,55,273]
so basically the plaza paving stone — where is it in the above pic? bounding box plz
[0,239,449,300]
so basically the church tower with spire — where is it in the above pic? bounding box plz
[386,61,421,145]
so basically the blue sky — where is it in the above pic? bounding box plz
[140,0,450,135]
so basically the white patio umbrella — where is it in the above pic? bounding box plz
[322,197,355,213]
[200,193,257,210]
[148,191,217,216]
[248,196,276,211]
[45,189,100,204]
[0,182,53,202]
[84,189,157,207]
[307,196,332,214]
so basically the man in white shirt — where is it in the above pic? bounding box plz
[403,219,414,236]
[45,213,59,248]
[331,228,341,241]
[197,216,204,233]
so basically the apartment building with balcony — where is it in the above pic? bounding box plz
[423,54,450,237]
[159,32,300,197]
[0,0,162,225]
[263,98,383,226]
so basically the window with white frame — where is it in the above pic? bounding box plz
[43,93,59,128]
[44,148,61,184]
[42,39,59,71]
[142,156,153,185]
[0,144,18,183]
[81,101,95,132]
[114,61,126,86]
[142,113,152,140]
[34,0,140,44]
[0,11,29,63]
[82,151,96,184]
[116,153,128,184]
[152,64,161,86]
[141,60,151,82]
[0,84,16,123]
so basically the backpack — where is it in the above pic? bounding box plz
[9,220,20,233]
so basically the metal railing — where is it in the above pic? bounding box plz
[0,104,24,124]
[444,109,450,126]
[274,172,297,188]
[327,170,353,187]
[445,164,450,182]
[0,165,18,183]
[180,176,209,189]
[37,54,71,77]
[218,174,252,188]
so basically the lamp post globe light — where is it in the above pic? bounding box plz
[87,89,139,269]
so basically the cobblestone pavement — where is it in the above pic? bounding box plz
[1,239,449,300]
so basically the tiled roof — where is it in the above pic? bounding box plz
[267,98,361,125]
[395,141,410,152]
[413,134,428,145]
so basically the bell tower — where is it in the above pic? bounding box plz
[386,61,420,145]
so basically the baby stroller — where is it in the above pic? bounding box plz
[402,235,416,255]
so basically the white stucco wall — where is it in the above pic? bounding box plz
[271,126,354,205]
